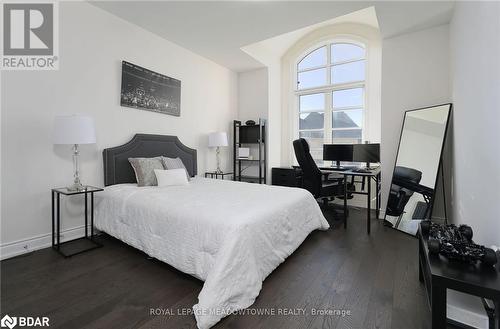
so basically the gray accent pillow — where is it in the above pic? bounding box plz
[161,157,191,181]
[128,157,164,186]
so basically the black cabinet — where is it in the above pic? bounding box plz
[271,167,302,187]
[239,125,265,144]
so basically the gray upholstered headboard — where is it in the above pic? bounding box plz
[103,134,197,186]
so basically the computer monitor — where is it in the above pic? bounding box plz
[352,143,380,165]
[323,144,353,167]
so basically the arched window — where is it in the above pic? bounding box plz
[296,41,366,163]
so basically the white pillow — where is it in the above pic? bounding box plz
[154,169,189,187]
[161,156,191,181]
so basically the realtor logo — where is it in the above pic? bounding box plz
[0,315,17,329]
[3,3,53,55]
[1,2,59,70]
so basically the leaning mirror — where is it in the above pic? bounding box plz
[384,104,452,235]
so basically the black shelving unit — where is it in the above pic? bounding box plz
[233,119,266,184]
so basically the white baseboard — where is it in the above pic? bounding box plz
[0,225,87,260]
[447,303,488,329]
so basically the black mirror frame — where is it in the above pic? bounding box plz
[384,103,453,237]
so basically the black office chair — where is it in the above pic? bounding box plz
[386,166,422,227]
[293,138,345,213]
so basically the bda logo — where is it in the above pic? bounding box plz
[0,315,17,329]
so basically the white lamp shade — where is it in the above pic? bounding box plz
[208,132,228,147]
[53,115,96,145]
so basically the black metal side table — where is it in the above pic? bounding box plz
[204,172,233,180]
[52,186,103,257]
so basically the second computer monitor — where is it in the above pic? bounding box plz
[323,144,353,162]
[352,143,380,163]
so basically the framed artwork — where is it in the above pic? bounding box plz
[120,61,181,116]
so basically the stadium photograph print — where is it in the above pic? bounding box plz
[120,61,181,116]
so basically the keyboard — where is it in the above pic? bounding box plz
[320,166,351,171]
[351,168,372,173]
[330,167,348,171]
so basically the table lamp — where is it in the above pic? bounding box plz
[208,132,228,174]
[53,115,96,191]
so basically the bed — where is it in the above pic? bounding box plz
[96,134,329,329]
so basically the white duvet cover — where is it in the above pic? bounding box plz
[95,177,329,329]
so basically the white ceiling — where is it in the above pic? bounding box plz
[241,6,380,65]
[90,1,455,72]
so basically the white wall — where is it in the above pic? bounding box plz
[238,68,268,122]
[237,68,268,177]
[267,61,284,179]
[0,2,237,257]
[380,24,451,214]
[447,3,500,327]
[450,0,500,247]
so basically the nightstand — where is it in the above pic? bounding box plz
[52,185,103,257]
[418,225,500,328]
[204,172,233,180]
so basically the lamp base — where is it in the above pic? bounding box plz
[215,146,224,175]
[67,182,86,192]
[67,144,86,192]
[66,183,87,192]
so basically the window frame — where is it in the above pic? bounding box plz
[294,39,368,163]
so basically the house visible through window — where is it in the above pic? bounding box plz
[296,42,366,163]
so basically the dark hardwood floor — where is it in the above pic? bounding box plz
[1,208,449,329]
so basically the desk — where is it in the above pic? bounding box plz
[272,167,302,187]
[321,167,381,234]
[418,225,500,329]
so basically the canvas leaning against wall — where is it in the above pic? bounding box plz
[120,61,181,116]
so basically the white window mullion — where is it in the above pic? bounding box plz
[300,108,327,114]
[325,92,332,141]
[298,128,324,132]
[326,44,332,89]
[362,86,366,142]
[332,106,364,112]
[324,92,333,166]
[327,44,335,143]
[297,64,328,74]
[295,81,365,95]
[331,57,365,66]
[332,127,363,131]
